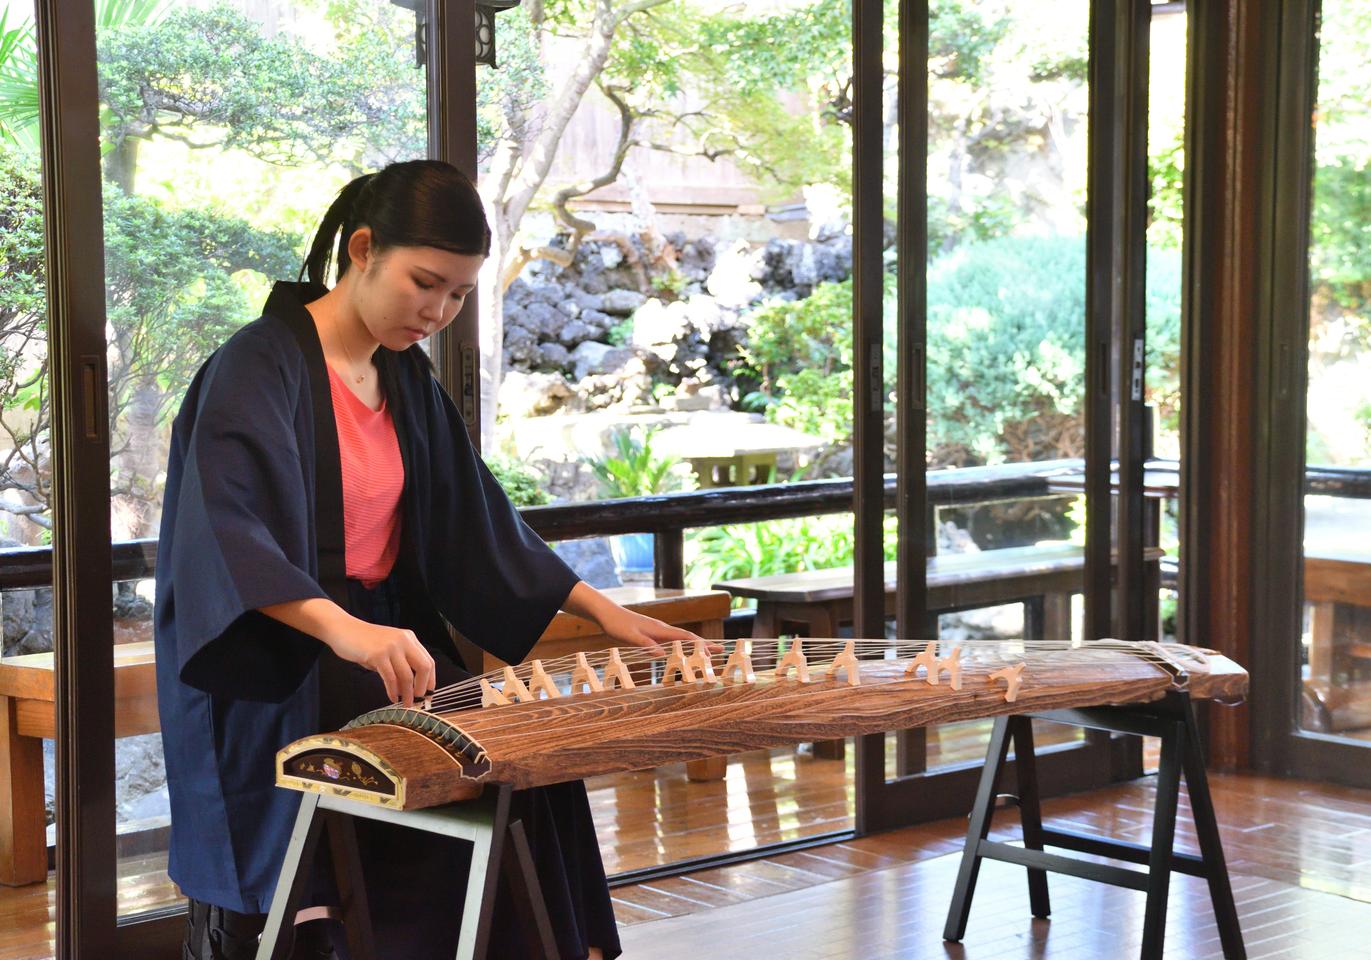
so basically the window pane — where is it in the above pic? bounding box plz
[923,0,1091,772]
[1297,2,1371,746]
[92,0,429,922]
[0,0,50,923]
[482,0,858,865]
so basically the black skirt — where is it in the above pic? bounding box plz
[311,575,621,960]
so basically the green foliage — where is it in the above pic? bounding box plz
[928,234,1182,464]
[475,5,549,166]
[101,182,299,416]
[929,2,1010,81]
[1148,128,1185,251]
[0,10,38,151]
[605,315,634,347]
[739,280,853,446]
[97,4,424,167]
[485,454,551,507]
[685,512,898,594]
[926,235,1085,463]
[0,144,44,325]
[0,142,299,525]
[585,428,682,500]
[1310,156,1371,310]
[735,276,899,449]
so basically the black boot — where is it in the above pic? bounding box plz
[182,898,266,960]
[182,899,338,960]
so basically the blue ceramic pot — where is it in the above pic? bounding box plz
[609,532,655,574]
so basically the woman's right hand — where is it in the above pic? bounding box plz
[258,597,437,707]
[323,620,437,708]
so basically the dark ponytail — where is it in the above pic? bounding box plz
[299,160,491,286]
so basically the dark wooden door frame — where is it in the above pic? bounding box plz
[430,0,483,447]
[1245,0,1371,789]
[35,2,118,955]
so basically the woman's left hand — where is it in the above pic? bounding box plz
[594,605,725,660]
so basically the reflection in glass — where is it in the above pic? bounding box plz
[921,0,1091,770]
[1298,0,1371,745]
[0,0,52,923]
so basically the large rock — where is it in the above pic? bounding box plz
[598,243,624,270]
[601,289,648,316]
[706,239,763,307]
[754,237,852,295]
[557,319,597,346]
[498,371,574,418]
[578,309,615,339]
[679,236,717,280]
[533,342,571,370]
[522,301,565,339]
[577,355,653,410]
[631,299,691,352]
[570,341,636,380]
[3,582,53,658]
[551,538,621,589]
[570,289,605,313]
[503,323,539,365]
[526,278,567,306]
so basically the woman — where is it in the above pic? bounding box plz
[154,160,697,960]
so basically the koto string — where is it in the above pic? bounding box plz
[446,649,1168,747]
[424,636,1185,704]
[416,644,1179,743]
[416,638,1197,713]
[416,641,1190,724]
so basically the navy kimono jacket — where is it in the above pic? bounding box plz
[153,281,580,913]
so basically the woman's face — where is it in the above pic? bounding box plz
[346,228,485,351]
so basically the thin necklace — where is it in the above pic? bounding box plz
[335,318,368,385]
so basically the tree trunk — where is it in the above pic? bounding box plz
[104,137,138,196]
[476,0,670,446]
[111,377,165,540]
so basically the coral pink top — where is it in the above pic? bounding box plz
[328,365,404,588]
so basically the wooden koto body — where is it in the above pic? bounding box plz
[276,639,1248,810]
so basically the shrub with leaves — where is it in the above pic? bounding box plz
[484,454,551,507]
[585,427,683,500]
[685,512,899,596]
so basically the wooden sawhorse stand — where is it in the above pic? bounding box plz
[254,785,556,960]
[942,692,1247,960]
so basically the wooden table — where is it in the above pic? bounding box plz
[0,585,732,886]
[0,641,158,886]
[715,544,1160,643]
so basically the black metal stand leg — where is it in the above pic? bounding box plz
[1140,720,1184,960]
[943,715,1013,942]
[323,809,377,960]
[257,794,326,960]
[1009,717,1051,919]
[501,819,558,959]
[1181,700,1246,959]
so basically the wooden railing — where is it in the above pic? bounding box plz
[0,458,1086,590]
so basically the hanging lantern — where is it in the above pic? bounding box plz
[476,1,524,68]
[389,1,523,68]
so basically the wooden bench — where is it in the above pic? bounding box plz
[0,585,731,886]
[716,543,1159,642]
[1303,549,1371,682]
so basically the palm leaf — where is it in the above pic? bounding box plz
[0,10,38,150]
[94,0,171,30]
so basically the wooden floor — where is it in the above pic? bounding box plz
[614,772,1371,959]
[2,732,1368,958]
